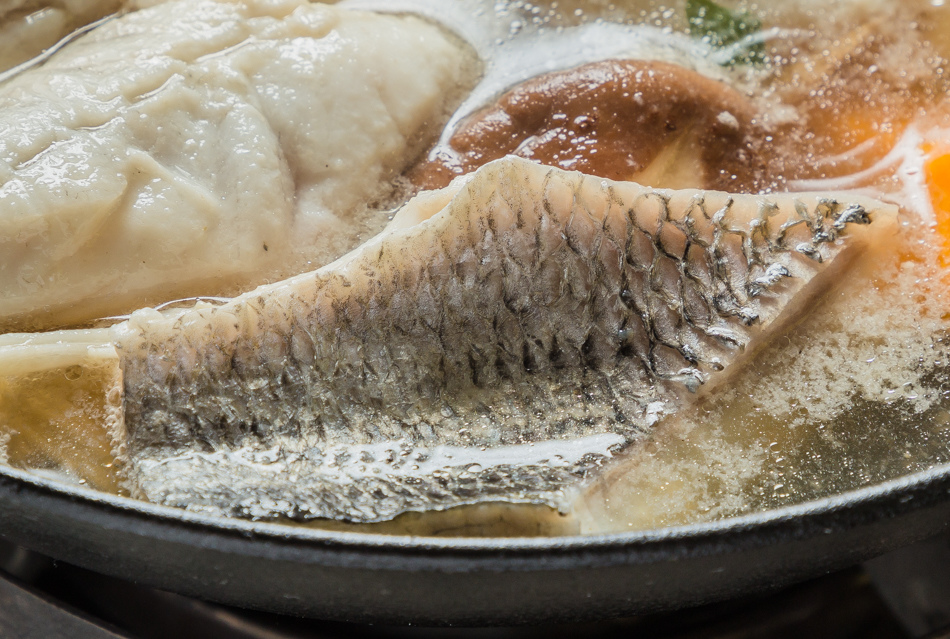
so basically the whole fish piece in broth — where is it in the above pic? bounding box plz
[0,0,477,332]
[0,157,897,522]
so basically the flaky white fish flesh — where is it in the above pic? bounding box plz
[0,0,474,330]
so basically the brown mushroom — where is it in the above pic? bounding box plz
[409,59,773,193]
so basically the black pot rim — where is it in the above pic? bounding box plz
[3,459,949,558]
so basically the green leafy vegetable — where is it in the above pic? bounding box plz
[686,0,766,66]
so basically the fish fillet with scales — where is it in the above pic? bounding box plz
[1,157,898,522]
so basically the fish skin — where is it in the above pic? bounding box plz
[114,156,896,522]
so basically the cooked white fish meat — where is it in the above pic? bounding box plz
[0,1,111,72]
[0,156,896,522]
[0,0,475,330]
[0,0,121,73]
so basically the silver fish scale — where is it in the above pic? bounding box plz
[117,157,889,522]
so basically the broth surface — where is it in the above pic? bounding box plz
[1,0,950,536]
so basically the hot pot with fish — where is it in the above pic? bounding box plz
[0,0,949,624]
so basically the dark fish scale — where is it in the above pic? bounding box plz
[115,157,894,522]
